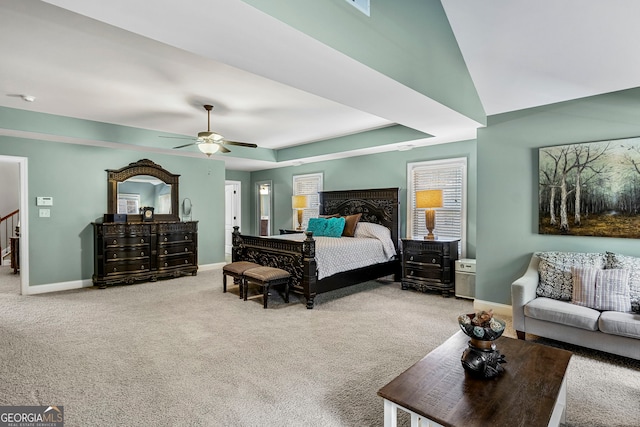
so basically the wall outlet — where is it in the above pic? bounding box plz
[39,208,50,218]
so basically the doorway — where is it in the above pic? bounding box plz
[0,155,28,295]
[224,181,241,259]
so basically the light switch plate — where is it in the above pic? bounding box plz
[39,208,50,218]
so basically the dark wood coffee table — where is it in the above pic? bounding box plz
[378,331,572,427]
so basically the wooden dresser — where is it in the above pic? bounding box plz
[93,221,198,288]
[401,238,459,296]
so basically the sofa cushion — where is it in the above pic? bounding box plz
[572,267,631,312]
[524,297,600,331]
[599,311,640,339]
[536,252,606,301]
[605,252,640,313]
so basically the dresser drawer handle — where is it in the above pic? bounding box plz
[141,238,145,243]
[409,256,414,261]
[112,254,117,259]
[164,250,168,255]
[141,265,145,270]
[113,239,117,244]
[184,235,188,240]
[410,270,414,276]
[164,237,168,242]
[113,267,117,272]
[184,260,188,264]
[184,247,188,252]
[164,262,168,267]
[141,252,144,256]
[432,258,437,263]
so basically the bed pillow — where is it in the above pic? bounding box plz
[536,252,606,301]
[323,217,346,237]
[306,218,327,236]
[354,222,397,259]
[571,266,631,312]
[605,252,640,313]
[341,213,362,237]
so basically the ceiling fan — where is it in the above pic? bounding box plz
[161,104,258,156]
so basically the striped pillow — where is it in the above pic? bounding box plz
[571,267,631,312]
[595,269,631,312]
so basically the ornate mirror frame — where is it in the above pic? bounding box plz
[107,159,180,222]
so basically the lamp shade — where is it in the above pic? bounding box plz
[198,142,220,156]
[416,189,443,209]
[292,195,309,209]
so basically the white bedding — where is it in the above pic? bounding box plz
[276,228,397,280]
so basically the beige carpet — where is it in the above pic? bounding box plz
[0,268,638,426]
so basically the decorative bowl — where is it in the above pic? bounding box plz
[458,312,506,341]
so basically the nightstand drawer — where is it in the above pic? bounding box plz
[404,266,443,281]
[405,254,442,266]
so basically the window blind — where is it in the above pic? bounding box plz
[292,173,323,229]
[407,158,466,255]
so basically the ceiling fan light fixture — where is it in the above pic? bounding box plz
[198,141,220,157]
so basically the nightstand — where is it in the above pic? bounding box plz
[279,229,304,235]
[401,238,460,296]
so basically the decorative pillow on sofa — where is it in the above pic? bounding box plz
[571,266,632,312]
[536,252,606,301]
[605,252,640,313]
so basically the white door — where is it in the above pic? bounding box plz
[224,181,241,256]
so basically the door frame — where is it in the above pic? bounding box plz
[224,180,241,256]
[0,155,28,295]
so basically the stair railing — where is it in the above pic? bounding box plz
[1,209,19,260]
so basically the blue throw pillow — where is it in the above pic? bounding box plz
[324,217,346,237]
[306,218,327,236]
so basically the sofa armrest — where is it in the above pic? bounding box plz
[511,254,540,334]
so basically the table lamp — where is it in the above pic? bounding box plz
[292,195,309,230]
[416,189,443,240]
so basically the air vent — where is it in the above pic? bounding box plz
[345,0,370,16]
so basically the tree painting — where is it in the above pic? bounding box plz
[539,137,640,238]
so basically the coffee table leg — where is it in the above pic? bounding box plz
[383,399,398,427]
[548,375,568,427]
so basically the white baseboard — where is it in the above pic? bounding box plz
[25,278,93,295]
[473,299,512,318]
[24,263,225,295]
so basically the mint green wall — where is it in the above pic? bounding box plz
[241,0,485,124]
[249,139,477,257]
[0,134,226,287]
[477,87,640,305]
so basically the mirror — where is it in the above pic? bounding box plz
[107,159,180,221]
[256,180,273,236]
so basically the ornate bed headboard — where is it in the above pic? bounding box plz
[318,187,400,252]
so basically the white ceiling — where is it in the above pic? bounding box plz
[2,0,640,170]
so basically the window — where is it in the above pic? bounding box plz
[292,173,323,229]
[407,158,467,256]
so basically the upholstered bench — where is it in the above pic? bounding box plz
[222,261,261,299]
[243,266,291,309]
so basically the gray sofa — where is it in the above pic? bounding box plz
[512,253,640,360]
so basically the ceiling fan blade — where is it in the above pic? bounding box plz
[173,142,198,149]
[159,136,196,141]
[218,144,231,153]
[224,140,258,148]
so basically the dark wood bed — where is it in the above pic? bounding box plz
[231,187,401,308]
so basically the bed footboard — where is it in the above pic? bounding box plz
[232,226,318,308]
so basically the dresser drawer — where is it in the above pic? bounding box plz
[158,254,196,269]
[158,233,194,244]
[158,244,194,256]
[105,236,150,246]
[104,260,150,275]
[105,248,150,260]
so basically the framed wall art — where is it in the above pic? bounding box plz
[539,136,640,238]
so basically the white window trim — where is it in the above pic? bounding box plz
[406,158,467,257]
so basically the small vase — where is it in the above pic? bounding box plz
[458,313,507,379]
